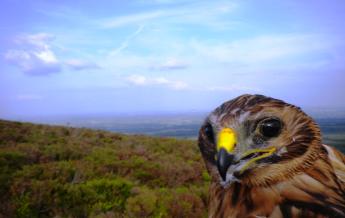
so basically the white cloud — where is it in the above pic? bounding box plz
[4,33,61,75]
[127,75,147,85]
[150,58,188,71]
[34,49,57,63]
[65,59,99,70]
[151,77,188,89]
[4,33,100,75]
[126,75,188,90]
[15,33,59,64]
[5,49,61,76]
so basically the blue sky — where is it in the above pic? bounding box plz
[1,0,345,118]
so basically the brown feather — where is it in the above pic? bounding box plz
[198,94,345,218]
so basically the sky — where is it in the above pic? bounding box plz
[1,0,345,118]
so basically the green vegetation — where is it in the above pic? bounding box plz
[0,120,209,218]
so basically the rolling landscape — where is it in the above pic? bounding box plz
[0,119,209,218]
[1,110,344,217]
[2,0,345,217]
[21,110,345,152]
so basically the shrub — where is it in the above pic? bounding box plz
[0,151,28,196]
[0,120,209,217]
[56,178,133,216]
[168,188,205,218]
[125,186,157,217]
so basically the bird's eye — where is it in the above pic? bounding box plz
[259,118,282,138]
[204,123,215,143]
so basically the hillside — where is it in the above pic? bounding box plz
[0,120,210,218]
[1,119,344,218]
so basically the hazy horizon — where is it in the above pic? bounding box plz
[2,106,345,126]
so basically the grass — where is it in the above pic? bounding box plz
[0,119,209,218]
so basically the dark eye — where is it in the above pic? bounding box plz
[204,123,215,143]
[259,118,282,138]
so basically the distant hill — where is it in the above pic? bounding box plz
[22,113,344,153]
[1,118,344,218]
[0,120,209,218]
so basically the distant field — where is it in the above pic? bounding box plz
[317,118,345,153]
[43,115,345,153]
[12,114,345,153]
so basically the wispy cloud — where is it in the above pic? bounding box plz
[65,59,100,71]
[109,25,145,55]
[102,11,164,28]
[126,75,147,85]
[100,1,237,29]
[150,58,188,71]
[15,33,55,49]
[191,34,336,64]
[126,75,188,90]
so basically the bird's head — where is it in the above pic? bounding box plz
[198,94,322,187]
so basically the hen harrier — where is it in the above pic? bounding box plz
[198,94,345,218]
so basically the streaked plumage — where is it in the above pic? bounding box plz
[198,94,345,218]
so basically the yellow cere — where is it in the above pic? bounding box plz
[217,128,237,153]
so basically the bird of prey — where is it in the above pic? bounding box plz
[198,94,345,218]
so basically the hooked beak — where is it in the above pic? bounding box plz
[217,148,235,181]
[216,128,277,182]
[216,128,237,181]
